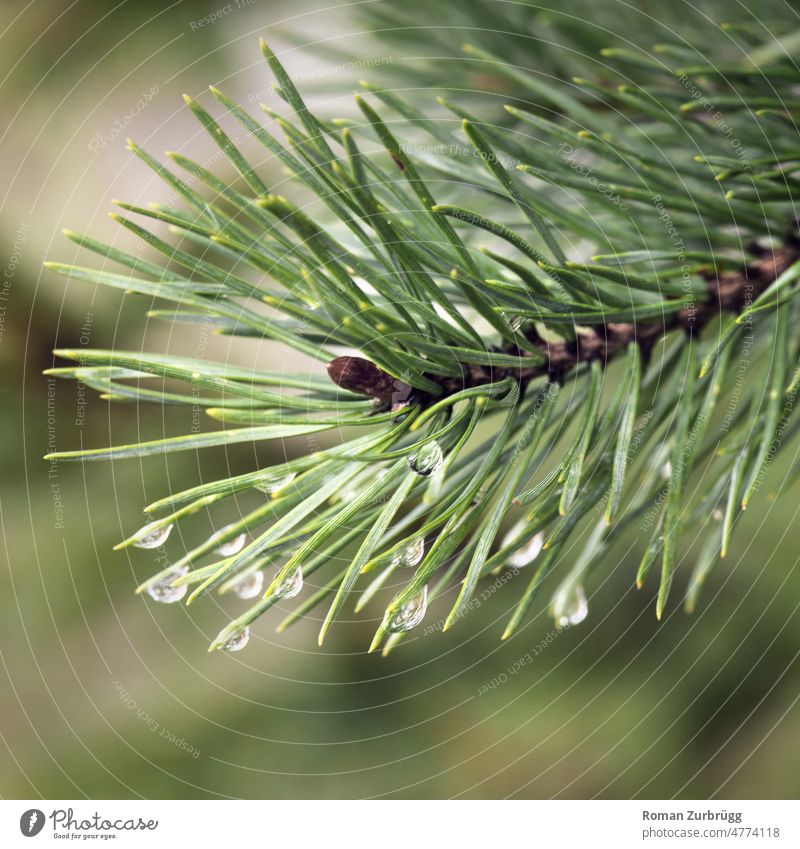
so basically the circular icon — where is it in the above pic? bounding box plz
[19,809,45,837]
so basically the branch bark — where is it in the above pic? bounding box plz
[327,236,800,406]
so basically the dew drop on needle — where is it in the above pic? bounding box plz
[133,522,173,549]
[389,586,428,633]
[274,566,303,599]
[264,471,296,494]
[146,567,189,604]
[408,441,443,477]
[231,570,264,600]
[554,585,588,628]
[209,525,247,556]
[506,531,544,568]
[219,626,250,652]
[391,538,425,568]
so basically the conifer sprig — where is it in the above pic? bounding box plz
[45,20,800,654]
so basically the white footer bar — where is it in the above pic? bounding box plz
[2,799,797,847]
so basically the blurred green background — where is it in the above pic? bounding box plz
[2,0,799,800]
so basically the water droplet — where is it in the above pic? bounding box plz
[264,471,296,494]
[554,585,588,628]
[389,586,428,632]
[219,626,250,652]
[209,525,246,556]
[661,461,673,479]
[274,566,303,599]
[507,531,544,568]
[231,570,264,600]
[133,522,174,549]
[391,538,425,568]
[146,567,188,604]
[423,466,446,502]
[408,440,443,477]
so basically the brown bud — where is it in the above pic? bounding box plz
[326,356,411,404]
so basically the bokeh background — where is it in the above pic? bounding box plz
[2,0,799,800]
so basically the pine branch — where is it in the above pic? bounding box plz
[43,11,800,655]
[332,238,800,400]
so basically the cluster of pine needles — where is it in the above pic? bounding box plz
[44,20,800,654]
